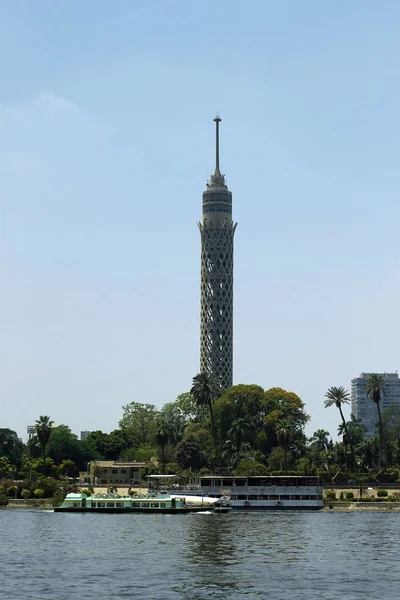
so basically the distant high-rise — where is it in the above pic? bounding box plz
[351,372,400,438]
[80,430,91,441]
[198,117,237,389]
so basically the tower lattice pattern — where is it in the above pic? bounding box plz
[199,221,237,390]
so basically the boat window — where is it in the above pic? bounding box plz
[97,502,105,508]
[141,502,149,508]
[115,502,124,508]
[234,479,246,486]
[280,495,290,500]
[237,495,247,500]
[150,503,159,508]
[291,495,301,500]
[72,502,81,507]
[269,495,278,500]
[201,479,211,486]
[223,479,233,486]
[107,502,115,508]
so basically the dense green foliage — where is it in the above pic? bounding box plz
[4,373,400,501]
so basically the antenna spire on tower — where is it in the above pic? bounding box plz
[213,115,222,176]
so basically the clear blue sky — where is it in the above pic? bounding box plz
[2,0,400,441]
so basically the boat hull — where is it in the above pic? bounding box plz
[54,506,212,514]
[232,505,323,511]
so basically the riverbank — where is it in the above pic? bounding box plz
[324,501,400,511]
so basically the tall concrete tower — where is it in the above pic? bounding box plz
[198,117,237,389]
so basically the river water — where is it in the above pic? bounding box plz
[1,508,399,599]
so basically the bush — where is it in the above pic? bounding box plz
[7,486,17,498]
[389,491,400,502]
[377,489,388,498]
[346,492,354,499]
[80,488,92,497]
[34,488,44,499]
[325,491,336,501]
[21,489,31,500]
[339,492,344,500]
[35,477,58,498]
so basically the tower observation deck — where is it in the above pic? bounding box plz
[198,117,237,389]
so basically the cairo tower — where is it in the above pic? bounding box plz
[198,117,237,389]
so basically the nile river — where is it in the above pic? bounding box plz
[1,509,399,599]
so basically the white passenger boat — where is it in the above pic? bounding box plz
[199,476,323,510]
[55,492,226,514]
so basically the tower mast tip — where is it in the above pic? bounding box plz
[213,115,221,174]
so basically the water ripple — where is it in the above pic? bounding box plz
[1,509,400,599]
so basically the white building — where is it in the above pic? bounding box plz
[80,431,91,441]
[351,372,400,438]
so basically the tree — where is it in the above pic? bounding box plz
[0,429,23,467]
[35,416,54,475]
[85,429,133,461]
[275,421,297,473]
[58,459,77,478]
[0,456,14,479]
[263,388,310,454]
[221,418,251,469]
[365,374,387,468]
[235,460,268,476]
[337,421,350,471]
[175,440,206,471]
[347,415,367,447]
[191,372,221,458]
[382,405,400,446]
[160,393,207,447]
[155,417,171,474]
[324,387,355,471]
[309,429,330,452]
[119,402,159,446]
[47,425,97,470]
[214,384,265,448]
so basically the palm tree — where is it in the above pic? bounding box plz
[337,421,350,471]
[220,439,251,469]
[275,421,296,474]
[309,429,330,452]
[35,416,54,475]
[221,418,251,469]
[324,386,355,471]
[347,415,367,446]
[190,372,221,458]
[228,418,250,453]
[365,374,387,468]
[155,417,171,474]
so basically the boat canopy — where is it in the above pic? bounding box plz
[65,493,87,499]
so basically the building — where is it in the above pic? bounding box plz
[79,461,146,486]
[198,117,237,389]
[80,430,91,441]
[27,426,35,440]
[351,372,400,438]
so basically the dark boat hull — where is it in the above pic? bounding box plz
[54,506,212,514]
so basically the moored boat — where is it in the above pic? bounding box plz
[199,476,323,510]
[54,492,222,514]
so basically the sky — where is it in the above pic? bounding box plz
[2,0,400,441]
